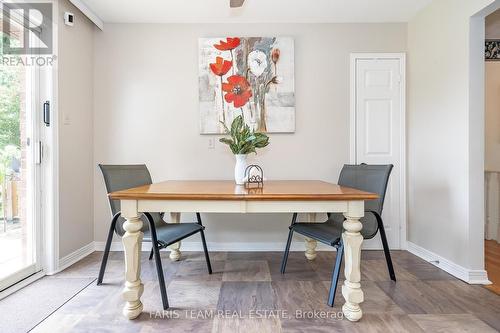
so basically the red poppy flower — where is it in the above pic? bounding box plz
[222,75,252,108]
[209,56,232,77]
[214,37,241,51]
[271,48,280,64]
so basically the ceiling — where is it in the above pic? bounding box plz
[80,0,433,24]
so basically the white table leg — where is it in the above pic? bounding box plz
[341,201,364,321]
[121,200,144,320]
[168,212,181,261]
[305,212,317,260]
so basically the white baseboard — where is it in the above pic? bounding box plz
[406,241,491,285]
[93,238,389,252]
[56,242,95,274]
[93,241,336,252]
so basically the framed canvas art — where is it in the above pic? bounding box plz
[199,37,295,134]
[486,40,500,61]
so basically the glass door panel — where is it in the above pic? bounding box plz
[0,17,41,291]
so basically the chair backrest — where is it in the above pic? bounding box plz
[99,164,155,236]
[336,164,393,239]
[99,164,153,215]
[338,164,393,214]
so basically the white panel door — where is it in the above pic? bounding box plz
[354,56,404,249]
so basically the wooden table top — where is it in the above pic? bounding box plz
[109,180,378,201]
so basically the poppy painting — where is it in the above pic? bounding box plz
[199,37,295,134]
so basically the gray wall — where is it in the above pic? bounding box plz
[487,9,500,38]
[58,0,95,258]
[486,10,500,172]
[92,23,407,248]
[407,0,495,270]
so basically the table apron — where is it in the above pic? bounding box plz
[134,199,350,213]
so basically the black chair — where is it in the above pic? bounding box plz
[97,164,212,310]
[280,164,395,306]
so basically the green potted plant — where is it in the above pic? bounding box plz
[219,115,269,184]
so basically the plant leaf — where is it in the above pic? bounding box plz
[219,115,270,155]
[219,137,234,146]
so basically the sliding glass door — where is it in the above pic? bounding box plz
[0,15,43,291]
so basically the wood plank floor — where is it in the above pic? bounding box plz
[2,250,500,333]
[486,240,500,295]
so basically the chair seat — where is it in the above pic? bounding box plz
[144,222,203,246]
[291,220,343,246]
[292,211,379,245]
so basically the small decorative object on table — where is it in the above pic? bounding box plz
[219,115,269,185]
[244,165,264,188]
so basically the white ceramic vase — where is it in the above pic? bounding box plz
[234,154,247,185]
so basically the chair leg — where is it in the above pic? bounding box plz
[97,215,118,285]
[200,229,212,274]
[377,215,396,282]
[149,246,154,260]
[281,213,298,274]
[152,242,169,310]
[196,212,212,274]
[281,229,294,274]
[144,213,169,310]
[328,242,344,307]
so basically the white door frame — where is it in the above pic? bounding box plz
[349,53,407,250]
[44,0,60,275]
[471,0,500,277]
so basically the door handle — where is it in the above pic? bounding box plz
[43,101,50,127]
[35,141,43,165]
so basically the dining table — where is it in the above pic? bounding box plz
[109,180,378,322]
